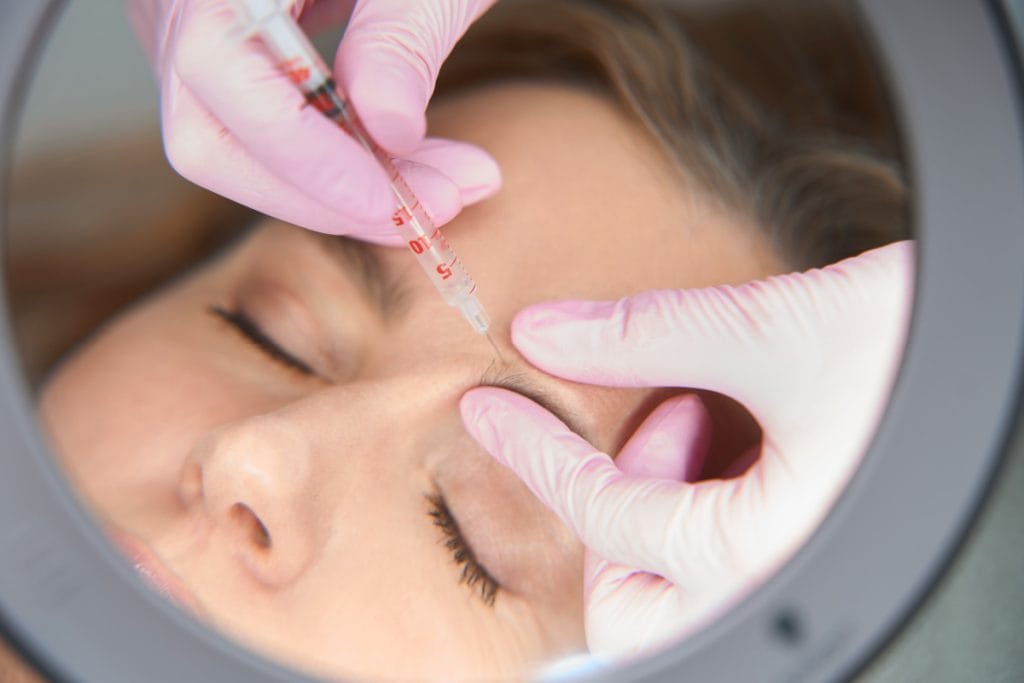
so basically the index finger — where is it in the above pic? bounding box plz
[459,387,732,584]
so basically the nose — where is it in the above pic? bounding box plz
[179,415,317,587]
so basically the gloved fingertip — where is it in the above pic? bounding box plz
[657,393,710,436]
[348,69,428,155]
[460,387,568,467]
[459,388,509,459]
[513,300,618,333]
[616,393,710,482]
[407,139,502,206]
[458,387,490,423]
[510,301,618,364]
[455,149,502,205]
[393,160,463,226]
[508,304,585,372]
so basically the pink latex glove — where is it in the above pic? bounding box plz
[461,241,914,659]
[126,0,500,244]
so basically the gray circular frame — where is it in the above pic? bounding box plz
[1,1,1022,682]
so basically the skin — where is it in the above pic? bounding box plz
[35,83,782,681]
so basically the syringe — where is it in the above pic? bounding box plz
[229,0,495,341]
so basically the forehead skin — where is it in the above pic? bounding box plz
[430,83,779,314]
[34,83,782,681]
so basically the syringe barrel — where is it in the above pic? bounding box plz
[230,0,332,93]
[230,0,490,334]
[377,153,482,307]
[356,115,490,332]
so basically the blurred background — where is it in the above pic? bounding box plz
[9,2,254,388]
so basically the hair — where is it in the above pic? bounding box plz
[435,0,909,271]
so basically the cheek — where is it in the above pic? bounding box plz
[37,323,259,524]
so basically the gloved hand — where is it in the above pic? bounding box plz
[126,0,501,244]
[460,241,914,659]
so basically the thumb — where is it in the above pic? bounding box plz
[583,393,710,658]
[613,393,711,483]
[335,0,497,154]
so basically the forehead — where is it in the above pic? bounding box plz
[423,83,780,317]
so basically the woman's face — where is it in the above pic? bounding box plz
[39,83,780,681]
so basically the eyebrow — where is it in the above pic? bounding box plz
[316,235,410,321]
[315,235,594,443]
[479,364,595,445]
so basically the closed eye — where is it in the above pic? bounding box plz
[427,493,499,606]
[209,305,316,376]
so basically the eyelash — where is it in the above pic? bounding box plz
[427,494,499,607]
[208,305,315,376]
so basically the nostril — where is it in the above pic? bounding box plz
[184,422,317,585]
[230,502,272,550]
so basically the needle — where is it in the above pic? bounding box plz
[484,332,505,363]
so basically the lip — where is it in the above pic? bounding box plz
[107,528,206,617]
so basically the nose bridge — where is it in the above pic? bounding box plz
[179,373,445,585]
[297,366,464,449]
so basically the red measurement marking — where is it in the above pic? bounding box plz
[436,263,453,279]
[279,57,310,86]
[392,206,411,227]
[408,229,440,254]
[286,66,310,85]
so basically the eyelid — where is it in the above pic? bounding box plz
[209,305,317,377]
[236,273,362,382]
[427,493,499,606]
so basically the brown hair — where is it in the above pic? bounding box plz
[435,0,909,270]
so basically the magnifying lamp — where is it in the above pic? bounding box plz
[1,1,1022,681]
